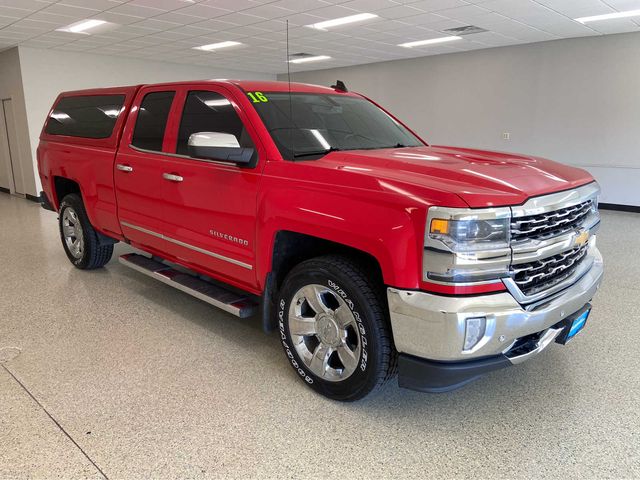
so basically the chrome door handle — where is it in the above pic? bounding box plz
[163,173,183,182]
[116,164,133,172]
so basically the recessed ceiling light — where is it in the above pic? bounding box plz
[398,36,462,48]
[288,55,331,64]
[307,13,378,30]
[193,41,243,51]
[194,41,242,51]
[575,9,640,23]
[56,19,107,34]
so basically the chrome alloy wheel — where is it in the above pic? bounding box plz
[62,207,84,259]
[288,284,362,382]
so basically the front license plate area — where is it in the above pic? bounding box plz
[555,304,591,345]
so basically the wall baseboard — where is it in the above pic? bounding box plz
[599,203,640,213]
[0,189,41,202]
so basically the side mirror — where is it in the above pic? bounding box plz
[187,132,254,165]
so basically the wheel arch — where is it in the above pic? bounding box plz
[52,176,82,209]
[260,230,389,333]
[270,230,385,295]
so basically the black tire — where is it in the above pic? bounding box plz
[58,193,114,269]
[277,255,397,401]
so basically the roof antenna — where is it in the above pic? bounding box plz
[286,20,295,159]
[331,80,348,92]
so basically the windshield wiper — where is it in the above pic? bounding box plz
[293,147,341,159]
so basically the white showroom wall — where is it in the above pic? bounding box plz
[285,32,640,207]
[16,46,275,196]
[0,48,37,196]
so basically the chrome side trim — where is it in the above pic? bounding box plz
[120,221,253,270]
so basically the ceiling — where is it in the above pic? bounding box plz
[0,0,639,74]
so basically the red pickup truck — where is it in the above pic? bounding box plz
[37,80,603,401]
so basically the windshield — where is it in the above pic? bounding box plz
[248,92,424,160]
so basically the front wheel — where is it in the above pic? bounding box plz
[59,194,114,269]
[277,255,397,401]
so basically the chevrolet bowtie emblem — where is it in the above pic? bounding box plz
[575,230,590,247]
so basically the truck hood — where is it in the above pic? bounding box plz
[317,145,594,208]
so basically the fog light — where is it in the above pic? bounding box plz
[464,317,486,351]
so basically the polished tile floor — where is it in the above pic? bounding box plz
[0,193,638,479]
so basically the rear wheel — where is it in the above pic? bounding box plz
[59,194,114,269]
[277,255,397,401]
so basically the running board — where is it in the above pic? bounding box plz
[119,253,258,318]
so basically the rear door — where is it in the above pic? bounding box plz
[114,86,177,253]
[159,84,266,290]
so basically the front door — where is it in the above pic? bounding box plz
[160,85,265,291]
[114,87,177,253]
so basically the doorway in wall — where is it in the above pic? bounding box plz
[0,98,25,196]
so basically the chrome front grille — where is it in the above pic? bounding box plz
[510,199,593,242]
[510,244,589,297]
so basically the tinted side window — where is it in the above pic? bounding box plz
[45,95,125,139]
[132,91,175,152]
[176,91,254,156]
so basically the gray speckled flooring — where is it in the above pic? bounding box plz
[0,193,638,479]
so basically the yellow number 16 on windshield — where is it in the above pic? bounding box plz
[247,91,268,103]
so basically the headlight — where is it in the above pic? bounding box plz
[429,217,510,252]
[427,207,510,253]
[423,206,512,284]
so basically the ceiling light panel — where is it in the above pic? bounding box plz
[307,13,378,30]
[288,55,331,64]
[56,19,108,34]
[193,41,243,51]
[575,9,640,23]
[399,36,463,48]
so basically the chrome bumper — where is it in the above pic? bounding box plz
[387,248,603,363]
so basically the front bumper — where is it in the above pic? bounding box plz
[388,248,603,391]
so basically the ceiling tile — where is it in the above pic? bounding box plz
[91,11,144,25]
[127,0,196,10]
[0,0,47,11]
[151,11,202,25]
[172,4,232,18]
[58,0,120,10]
[108,3,167,17]
[0,0,637,74]
[377,4,424,19]
[130,18,181,30]
[38,3,98,18]
[409,0,471,13]
[242,4,294,19]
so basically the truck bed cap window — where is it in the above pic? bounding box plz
[45,94,125,139]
